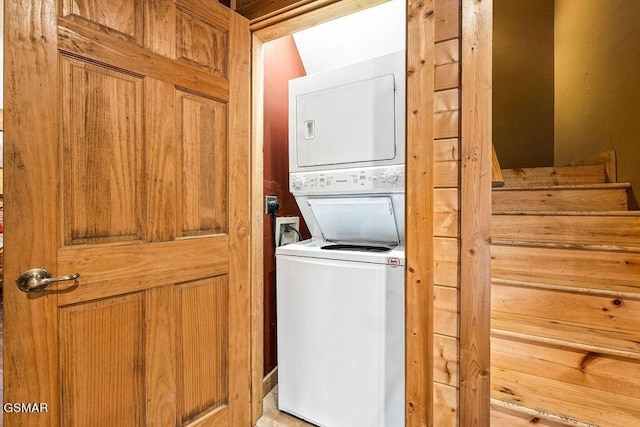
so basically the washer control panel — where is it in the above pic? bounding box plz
[290,166,405,195]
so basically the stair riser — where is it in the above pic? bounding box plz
[492,215,640,248]
[493,188,628,211]
[502,164,607,187]
[492,284,640,336]
[491,245,640,286]
[491,405,567,427]
[492,336,640,427]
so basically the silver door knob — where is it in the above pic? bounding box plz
[16,268,80,293]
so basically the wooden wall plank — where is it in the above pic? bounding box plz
[460,0,492,425]
[434,383,458,426]
[434,88,459,139]
[435,39,459,90]
[434,285,459,337]
[434,188,458,237]
[434,138,459,162]
[406,0,435,425]
[435,0,460,42]
[434,237,459,288]
[434,334,459,386]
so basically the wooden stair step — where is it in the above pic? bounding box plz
[492,211,640,248]
[491,352,640,426]
[491,241,640,288]
[491,400,587,427]
[492,183,630,211]
[491,310,640,361]
[501,164,608,187]
[492,282,640,356]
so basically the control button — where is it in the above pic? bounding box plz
[292,178,303,189]
[384,170,399,183]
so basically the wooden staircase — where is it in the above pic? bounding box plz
[490,160,640,426]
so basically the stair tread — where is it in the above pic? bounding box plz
[492,277,640,299]
[493,182,630,191]
[491,311,640,360]
[491,365,640,426]
[492,210,640,216]
[491,238,640,252]
[491,399,596,427]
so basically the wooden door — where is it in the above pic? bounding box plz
[4,0,251,425]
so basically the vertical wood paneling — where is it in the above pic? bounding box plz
[60,294,144,426]
[227,11,252,426]
[176,277,230,424]
[4,1,60,422]
[460,0,493,425]
[406,0,435,425]
[145,285,177,426]
[61,57,143,245]
[145,78,177,241]
[143,0,176,58]
[177,91,228,237]
[250,33,266,424]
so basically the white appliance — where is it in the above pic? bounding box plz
[276,51,406,427]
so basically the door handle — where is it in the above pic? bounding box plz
[16,268,80,293]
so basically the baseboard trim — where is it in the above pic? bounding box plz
[263,367,278,396]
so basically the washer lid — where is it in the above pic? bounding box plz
[307,197,399,245]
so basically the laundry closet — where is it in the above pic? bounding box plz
[261,2,406,426]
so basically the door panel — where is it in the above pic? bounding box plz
[4,0,251,425]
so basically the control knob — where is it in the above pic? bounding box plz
[384,170,399,184]
[292,177,303,189]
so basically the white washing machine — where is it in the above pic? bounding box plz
[276,240,404,427]
[276,51,406,427]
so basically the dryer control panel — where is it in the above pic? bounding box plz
[290,166,405,195]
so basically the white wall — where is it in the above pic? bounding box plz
[292,0,405,74]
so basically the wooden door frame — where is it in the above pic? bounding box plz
[248,0,493,425]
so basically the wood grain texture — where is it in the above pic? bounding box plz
[176,277,230,424]
[60,293,144,426]
[177,91,228,237]
[492,184,630,211]
[434,188,458,237]
[492,212,640,248]
[434,88,459,139]
[252,0,385,40]
[460,0,492,424]
[501,164,607,187]
[177,8,228,76]
[3,1,60,424]
[250,33,266,425]
[490,403,571,427]
[435,39,459,90]
[434,285,459,337]
[60,56,144,245]
[434,237,459,288]
[145,285,177,426]
[6,2,252,424]
[406,0,435,424]
[434,334,459,386]
[435,0,460,42]
[433,382,458,427]
[62,0,143,42]
[226,10,252,427]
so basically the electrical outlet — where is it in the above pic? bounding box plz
[265,195,279,215]
[275,217,300,247]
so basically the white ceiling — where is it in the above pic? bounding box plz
[292,0,406,75]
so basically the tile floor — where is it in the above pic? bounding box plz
[256,386,317,427]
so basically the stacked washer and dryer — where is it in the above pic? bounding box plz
[275,51,406,427]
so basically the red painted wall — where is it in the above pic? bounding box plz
[263,36,310,376]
